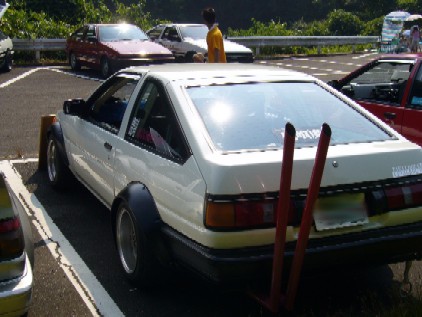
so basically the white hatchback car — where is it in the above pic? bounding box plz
[147,23,254,63]
[46,63,422,288]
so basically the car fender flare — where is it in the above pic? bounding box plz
[111,182,164,247]
[47,122,69,166]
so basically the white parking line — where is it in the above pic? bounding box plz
[0,68,40,89]
[0,159,124,317]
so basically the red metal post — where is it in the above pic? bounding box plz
[284,123,331,311]
[248,122,296,313]
[268,122,296,311]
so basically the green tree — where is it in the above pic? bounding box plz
[326,9,363,35]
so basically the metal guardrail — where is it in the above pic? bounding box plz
[12,36,380,60]
[12,39,66,60]
[226,36,380,55]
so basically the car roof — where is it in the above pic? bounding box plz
[154,23,206,28]
[121,63,314,83]
[86,23,138,27]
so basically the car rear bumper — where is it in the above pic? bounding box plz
[162,221,422,283]
[0,254,33,317]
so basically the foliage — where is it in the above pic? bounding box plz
[325,9,364,36]
[0,0,161,39]
[361,17,385,36]
[227,18,294,37]
[396,0,422,13]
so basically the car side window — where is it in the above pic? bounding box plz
[72,27,85,40]
[345,62,411,104]
[86,74,140,134]
[408,65,422,109]
[147,27,164,40]
[162,27,180,42]
[126,80,189,162]
[85,25,96,39]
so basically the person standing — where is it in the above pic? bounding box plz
[202,7,226,63]
[410,25,420,53]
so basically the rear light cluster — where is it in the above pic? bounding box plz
[205,197,305,230]
[365,183,422,215]
[0,216,24,259]
[205,180,422,230]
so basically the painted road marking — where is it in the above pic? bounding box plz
[0,159,124,317]
[0,67,103,90]
[0,68,40,89]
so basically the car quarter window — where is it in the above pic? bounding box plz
[86,74,140,134]
[125,80,189,162]
[408,64,422,109]
[346,61,412,104]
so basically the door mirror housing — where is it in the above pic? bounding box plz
[63,98,89,117]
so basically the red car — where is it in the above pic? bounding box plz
[329,54,422,146]
[66,23,175,78]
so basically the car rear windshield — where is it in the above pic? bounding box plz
[187,82,394,152]
[99,25,148,41]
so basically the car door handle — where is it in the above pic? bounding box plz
[384,112,396,120]
[104,142,112,151]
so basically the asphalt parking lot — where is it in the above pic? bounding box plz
[2,55,422,316]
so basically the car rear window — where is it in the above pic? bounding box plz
[187,82,394,152]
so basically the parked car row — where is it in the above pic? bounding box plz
[65,23,254,78]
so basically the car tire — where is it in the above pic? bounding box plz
[46,135,71,189]
[69,52,81,71]
[100,57,112,79]
[185,51,197,63]
[0,51,12,72]
[115,202,158,287]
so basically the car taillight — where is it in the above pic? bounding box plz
[366,183,422,215]
[0,217,20,233]
[0,216,24,259]
[205,198,303,229]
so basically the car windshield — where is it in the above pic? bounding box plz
[99,24,148,42]
[187,82,393,152]
[179,25,208,40]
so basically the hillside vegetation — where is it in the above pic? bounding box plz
[2,0,421,39]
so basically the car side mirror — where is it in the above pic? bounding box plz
[63,98,88,117]
[327,79,341,90]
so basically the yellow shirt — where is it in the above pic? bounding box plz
[206,25,227,63]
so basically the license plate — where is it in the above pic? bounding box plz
[313,193,369,231]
